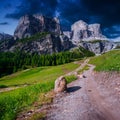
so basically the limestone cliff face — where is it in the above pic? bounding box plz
[63,31,72,39]
[0,33,13,41]
[80,40,115,54]
[0,33,14,52]
[71,20,89,41]
[7,34,73,54]
[0,15,116,55]
[14,15,61,39]
[70,20,106,43]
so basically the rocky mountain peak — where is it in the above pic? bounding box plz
[0,33,13,41]
[71,20,107,43]
[14,14,61,40]
[71,20,88,31]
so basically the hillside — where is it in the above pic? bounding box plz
[0,50,120,120]
[45,50,120,120]
[0,46,94,78]
[89,50,120,71]
[0,62,79,120]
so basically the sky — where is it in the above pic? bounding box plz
[0,0,120,40]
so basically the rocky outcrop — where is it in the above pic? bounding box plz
[63,31,72,39]
[0,15,116,55]
[0,33,14,52]
[14,15,61,39]
[8,34,73,54]
[0,33,13,41]
[80,40,115,54]
[71,20,106,43]
[54,76,67,93]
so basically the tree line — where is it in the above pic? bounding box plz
[0,47,94,77]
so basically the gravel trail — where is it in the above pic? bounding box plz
[46,63,120,120]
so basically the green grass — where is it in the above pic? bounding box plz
[0,63,78,87]
[0,62,79,120]
[16,32,49,43]
[89,50,120,71]
[87,40,108,43]
[77,65,89,74]
[65,75,78,83]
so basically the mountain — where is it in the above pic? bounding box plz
[14,15,61,40]
[0,15,117,54]
[63,20,115,54]
[0,33,13,41]
[79,40,115,54]
[67,20,107,43]
[8,33,73,54]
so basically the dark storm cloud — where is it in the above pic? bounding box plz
[81,0,120,27]
[0,22,8,25]
[57,0,120,37]
[4,0,120,38]
[5,0,58,19]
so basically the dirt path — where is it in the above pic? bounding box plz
[46,63,120,120]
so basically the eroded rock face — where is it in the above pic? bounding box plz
[54,76,67,93]
[8,34,73,54]
[0,16,115,55]
[14,15,61,39]
[80,41,115,54]
[63,31,72,39]
[71,20,88,42]
[71,20,106,43]
[0,33,13,41]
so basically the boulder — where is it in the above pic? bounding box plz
[54,76,67,93]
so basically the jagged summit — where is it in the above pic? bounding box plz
[14,14,61,40]
[0,33,13,41]
[66,20,107,43]
[0,15,116,54]
[71,20,88,30]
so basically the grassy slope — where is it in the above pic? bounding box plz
[0,63,78,87]
[0,62,79,120]
[89,50,120,71]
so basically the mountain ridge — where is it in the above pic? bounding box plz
[0,14,117,54]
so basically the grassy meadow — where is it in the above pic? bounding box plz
[89,50,120,71]
[0,62,79,120]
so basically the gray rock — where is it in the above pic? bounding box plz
[80,40,115,54]
[8,34,73,54]
[0,33,13,41]
[88,24,106,39]
[71,20,89,43]
[54,76,67,93]
[71,20,107,43]
[14,14,61,39]
[63,31,72,39]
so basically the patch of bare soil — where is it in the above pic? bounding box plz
[94,71,120,100]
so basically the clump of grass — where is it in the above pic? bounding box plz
[89,50,120,71]
[65,75,78,83]
[77,65,89,74]
[0,85,8,88]
[87,40,108,43]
